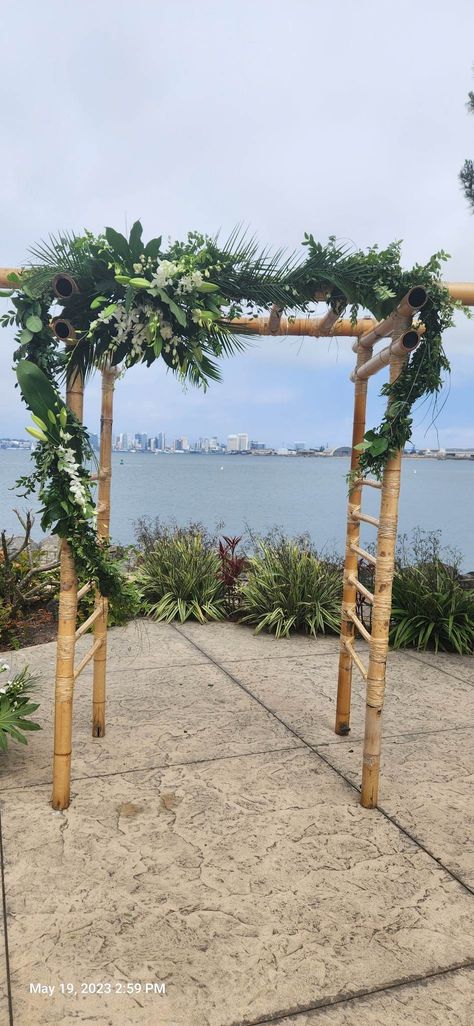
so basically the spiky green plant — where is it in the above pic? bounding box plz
[137,532,226,624]
[390,561,474,654]
[239,540,341,638]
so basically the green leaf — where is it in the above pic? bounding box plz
[153,339,163,358]
[369,437,389,456]
[168,300,187,326]
[128,220,143,260]
[105,227,131,265]
[124,285,134,312]
[114,274,131,286]
[144,236,162,260]
[25,314,44,334]
[90,296,109,309]
[17,360,62,427]
[19,328,33,344]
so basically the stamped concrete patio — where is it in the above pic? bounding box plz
[0,620,473,1026]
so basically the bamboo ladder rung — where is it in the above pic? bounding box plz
[357,478,382,490]
[74,638,104,681]
[349,543,377,566]
[77,581,93,600]
[352,509,380,528]
[346,573,374,604]
[345,607,372,643]
[75,602,105,640]
[342,637,368,680]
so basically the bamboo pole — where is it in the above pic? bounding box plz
[357,288,427,349]
[350,330,420,381]
[334,340,373,735]
[360,308,412,809]
[51,354,84,810]
[92,365,117,738]
[232,314,376,337]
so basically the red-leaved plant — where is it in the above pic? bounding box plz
[217,536,247,615]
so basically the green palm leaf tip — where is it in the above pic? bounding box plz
[239,540,341,638]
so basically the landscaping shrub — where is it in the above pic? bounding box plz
[137,529,227,623]
[239,539,342,638]
[390,560,474,654]
[77,578,140,629]
[0,662,41,751]
[0,599,12,645]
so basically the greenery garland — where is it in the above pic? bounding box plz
[0,223,464,601]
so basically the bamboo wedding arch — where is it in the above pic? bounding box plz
[1,266,473,811]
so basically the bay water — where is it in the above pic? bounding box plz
[1,450,473,570]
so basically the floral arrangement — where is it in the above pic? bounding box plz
[0,223,462,600]
[0,661,41,751]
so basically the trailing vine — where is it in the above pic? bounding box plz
[0,223,464,597]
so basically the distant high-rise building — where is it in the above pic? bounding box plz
[294,441,306,452]
[157,432,166,451]
[227,434,239,452]
[209,436,219,451]
[250,440,266,450]
[238,433,249,451]
[174,436,189,452]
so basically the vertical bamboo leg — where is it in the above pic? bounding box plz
[360,313,411,808]
[92,366,116,737]
[51,363,84,810]
[335,343,373,734]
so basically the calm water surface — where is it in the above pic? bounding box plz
[1,450,473,569]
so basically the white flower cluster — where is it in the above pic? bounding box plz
[57,430,90,513]
[149,260,178,291]
[176,269,204,294]
[0,662,11,694]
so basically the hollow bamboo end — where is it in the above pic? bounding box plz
[52,273,80,300]
[51,316,76,342]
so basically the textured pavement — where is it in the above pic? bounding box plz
[0,620,473,1025]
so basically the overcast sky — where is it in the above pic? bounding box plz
[1,0,473,449]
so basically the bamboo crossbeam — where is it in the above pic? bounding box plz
[77,581,92,600]
[357,479,382,490]
[350,543,377,566]
[342,638,368,681]
[357,288,427,350]
[232,314,376,337]
[351,330,420,381]
[347,573,374,604]
[74,638,103,681]
[345,607,372,643]
[75,602,104,640]
[352,510,380,528]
